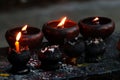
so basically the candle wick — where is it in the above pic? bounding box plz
[22,30,27,34]
[57,25,64,29]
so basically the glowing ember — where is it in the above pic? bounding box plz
[21,25,28,31]
[57,17,67,28]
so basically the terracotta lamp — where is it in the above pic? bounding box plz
[5,25,43,49]
[38,45,62,70]
[63,37,85,58]
[42,17,79,45]
[85,38,106,63]
[7,32,30,74]
[78,16,115,39]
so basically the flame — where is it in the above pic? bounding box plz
[16,32,21,41]
[93,17,99,22]
[57,17,67,27]
[21,25,27,31]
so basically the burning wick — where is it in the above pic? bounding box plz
[21,25,28,33]
[15,32,21,53]
[57,17,67,28]
[93,17,99,24]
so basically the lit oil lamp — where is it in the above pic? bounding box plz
[78,16,115,39]
[42,17,79,45]
[38,45,62,70]
[5,25,43,49]
[85,38,106,63]
[7,32,30,74]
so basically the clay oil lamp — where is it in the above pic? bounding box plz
[7,32,31,74]
[42,17,79,45]
[85,38,106,63]
[38,45,62,70]
[63,37,85,57]
[63,37,85,65]
[78,16,115,39]
[5,25,43,49]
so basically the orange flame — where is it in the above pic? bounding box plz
[57,17,67,28]
[93,17,99,22]
[16,32,21,41]
[21,25,27,31]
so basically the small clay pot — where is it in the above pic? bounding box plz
[78,16,115,39]
[38,45,62,70]
[42,20,79,45]
[63,37,85,57]
[7,50,30,74]
[85,38,106,62]
[5,26,43,49]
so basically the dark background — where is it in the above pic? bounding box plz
[0,0,90,10]
[0,0,120,47]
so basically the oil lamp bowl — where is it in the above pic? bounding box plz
[7,50,30,74]
[78,17,115,39]
[5,26,43,49]
[85,38,106,62]
[42,20,79,45]
[38,45,62,70]
[63,37,85,58]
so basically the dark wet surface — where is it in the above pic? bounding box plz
[0,32,120,80]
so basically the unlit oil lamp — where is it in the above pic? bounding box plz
[85,38,106,63]
[63,37,85,65]
[63,37,85,57]
[42,17,79,45]
[5,25,43,49]
[7,32,30,74]
[78,16,115,39]
[38,45,62,70]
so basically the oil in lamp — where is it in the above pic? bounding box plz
[7,32,30,74]
[78,16,115,39]
[42,17,79,45]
